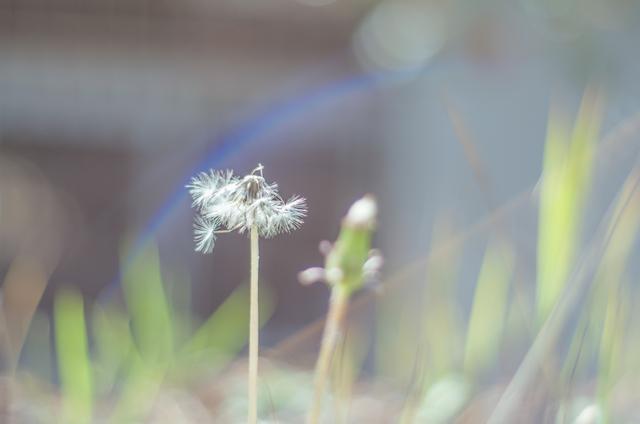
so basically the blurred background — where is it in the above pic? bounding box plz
[2,0,640,422]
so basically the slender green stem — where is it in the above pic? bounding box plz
[308,286,350,424]
[248,226,260,424]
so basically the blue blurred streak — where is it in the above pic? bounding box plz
[114,66,424,292]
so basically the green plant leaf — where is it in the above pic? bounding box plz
[54,290,93,424]
[464,238,515,377]
[178,282,275,376]
[120,242,174,366]
[536,96,601,323]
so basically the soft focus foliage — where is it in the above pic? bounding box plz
[1,0,640,416]
[464,238,514,377]
[54,291,93,424]
[536,94,601,323]
[6,99,640,422]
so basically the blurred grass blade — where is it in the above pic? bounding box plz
[375,283,414,385]
[490,145,640,424]
[179,282,275,375]
[108,347,165,423]
[536,109,571,322]
[421,217,462,379]
[597,282,628,418]
[165,269,195,346]
[559,157,640,398]
[624,295,640,388]
[537,94,601,323]
[464,238,515,377]
[380,216,460,398]
[108,241,175,421]
[593,176,640,400]
[120,242,174,365]
[92,304,134,395]
[54,290,93,424]
[591,178,640,419]
[595,170,640,280]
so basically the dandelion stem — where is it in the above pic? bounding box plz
[248,225,260,424]
[308,286,350,424]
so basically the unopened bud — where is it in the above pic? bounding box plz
[344,195,377,229]
[298,267,327,286]
[318,240,333,256]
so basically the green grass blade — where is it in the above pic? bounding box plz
[464,238,515,377]
[92,304,134,395]
[377,217,460,390]
[54,290,93,424]
[106,241,176,422]
[536,96,601,323]
[178,282,275,376]
[597,282,628,422]
[120,242,174,365]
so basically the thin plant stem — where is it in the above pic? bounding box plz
[248,225,260,424]
[308,286,350,424]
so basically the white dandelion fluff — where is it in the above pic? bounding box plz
[193,215,217,254]
[187,163,307,422]
[187,164,307,253]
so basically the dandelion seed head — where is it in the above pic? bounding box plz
[187,164,306,253]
